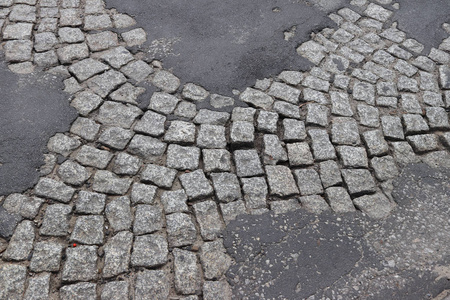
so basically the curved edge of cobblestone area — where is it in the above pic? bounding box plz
[0,0,449,299]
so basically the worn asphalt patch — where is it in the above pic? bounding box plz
[0,61,77,196]
[104,0,347,96]
[223,163,450,299]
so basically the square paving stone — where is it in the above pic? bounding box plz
[148,92,179,115]
[101,281,129,300]
[325,187,355,213]
[164,121,196,144]
[338,146,368,168]
[166,213,197,247]
[211,172,242,203]
[203,281,232,300]
[70,117,100,141]
[93,170,132,195]
[202,149,232,173]
[401,94,422,114]
[423,91,444,107]
[265,165,299,197]
[60,283,97,300]
[273,100,301,118]
[131,234,168,267]
[166,144,200,170]
[319,160,342,188]
[130,183,157,205]
[2,194,43,219]
[342,169,377,195]
[287,142,314,166]
[71,90,103,116]
[135,270,170,300]
[62,245,98,282]
[57,160,90,186]
[268,81,301,103]
[161,190,189,214]
[331,117,361,145]
[381,116,405,140]
[371,156,399,181]
[141,163,177,188]
[353,81,375,105]
[197,124,227,149]
[102,231,133,278]
[4,40,33,62]
[357,104,380,128]
[180,169,214,200]
[263,134,288,164]
[200,240,233,280]
[231,121,255,144]
[407,134,439,152]
[152,70,180,93]
[391,141,421,165]
[113,152,142,175]
[282,119,307,141]
[239,87,274,110]
[241,177,268,209]
[47,133,81,157]
[96,101,142,129]
[362,129,390,157]
[234,149,264,177]
[193,200,225,240]
[105,196,132,232]
[174,101,198,119]
[193,109,230,125]
[257,111,278,133]
[40,204,72,236]
[24,273,50,300]
[220,200,246,224]
[69,58,109,82]
[306,103,329,127]
[308,129,337,161]
[303,88,329,105]
[294,169,324,196]
[76,145,114,169]
[3,220,35,261]
[232,107,256,122]
[173,249,202,295]
[70,215,104,245]
[426,107,450,129]
[0,264,27,300]
[127,135,167,159]
[299,195,330,214]
[134,110,166,137]
[99,127,134,150]
[270,199,300,214]
[133,205,163,235]
[402,114,429,134]
[330,91,353,117]
[122,60,153,83]
[353,192,394,219]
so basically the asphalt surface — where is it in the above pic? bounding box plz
[224,163,450,299]
[0,59,77,196]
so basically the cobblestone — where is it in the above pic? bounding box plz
[266,165,299,197]
[131,234,168,267]
[166,213,197,247]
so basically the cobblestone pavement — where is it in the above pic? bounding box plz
[0,0,449,299]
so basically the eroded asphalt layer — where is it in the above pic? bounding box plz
[0,0,449,299]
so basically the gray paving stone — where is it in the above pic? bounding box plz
[381,115,404,140]
[3,220,34,261]
[341,22,364,36]
[266,165,299,197]
[193,109,230,125]
[332,28,354,44]
[166,213,197,247]
[70,90,103,116]
[135,270,170,300]
[34,50,59,67]
[239,87,273,110]
[339,46,365,63]
[422,151,450,169]
[57,43,89,64]
[412,56,435,72]
[161,190,188,214]
[426,107,450,129]
[2,194,43,219]
[303,88,329,105]
[429,47,450,64]
[210,94,235,108]
[331,117,361,145]
[420,71,439,91]
[200,240,232,280]
[141,163,177,188]
[391,141,420,165]
[306,103,330,127]
[152,70,180,93]
[180,169,213,199]
[286,142,314,167]
[88,70,128,98]
[101,281,129,300]
[3,22,33,40]
[338,146,369,168]
[364,62,395,81]
[380,27,405,43]
[297,40,327,65]
[174,248,202,295]
[133,112,166,138]
[97,101,142,129]
[24,273,50,300]
[325,187,355,213]
[58,160,90,186]
[342,169,376,195]
[131,233,168,267]
[234,149,264,177]
[353,81,375,105]
[40,204,71,237]
[400,94,422,114]
[268,81,300,103]
[278,70,304,85]
[257,111,278,133]
[402,114,430,134]
[60,283,97,300]
[130,183,156,205]
[356,104,379,128]
[38,17,58,31]
[164,121,196,144]
[371,156,399,181]
[193,200,225,240]
[94,46,134,69]
[121,27,147,47]
[273,100,301,118]
[402,38,424,54]
[175,101,198,119]
[181,83,209,102]
[93,170,132,195]
[362,129,389,157]
[75,191,106,214]
[203,281,233,300]
[394,60,418,77]
[440,65,450,89]
[133,205,163,235]
[353,192,394,219]
[241,177,268,209]
[62,245,98,282]
[334,74,351,90]
[282,119,306,142]
[349,39,375,55]
[196,124,226,148]
[112,152,142,176]
[34,177,75,203]
[127,134,167,159]
[270,199,301,214]
[299,195,330,214]
[9,4,36,22]
[308,129,336,161]
[323,54,350,75]
[319,160,342,188]
[231,121,255,144]
[76,146,114,169]
[120,60,153,83]
[166,144,200,170]
[102,231,133,277]
[109,83,145,105]
[397,76,419,93]
[202,149,231,173]
[358,17,383,30]
[69,58,109,82]
[387,44,412,60]
[145,95,179,118]
[232,107,255,122]
[330,91,353,117]
[70,215,104,245]
[294,169,323,196]
[59,8,82,26]
[47,133,81,157]
[58,27,84,43]
[302,75,330,92]
[220,200,246,224]
[105,196,132,232]
[423,91,445,107]
[263,134,287,165]
[407,134,439,153]
[70,117,100,142]
[0,264,27,300]
[211,172,242,203]
[84,13,112,30]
